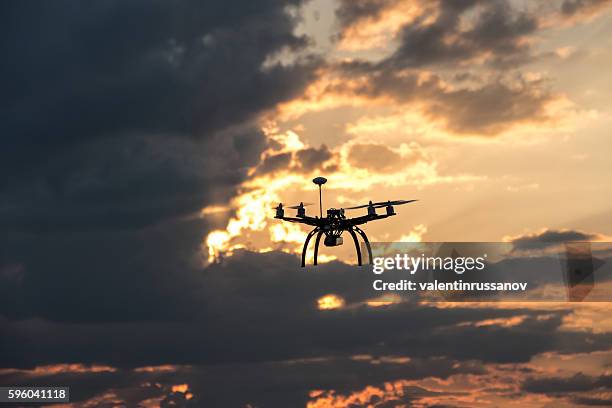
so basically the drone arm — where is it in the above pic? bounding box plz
[277,216,320,227]
[346,213,393,226]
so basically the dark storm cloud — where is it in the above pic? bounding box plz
[522,372,612,394]
[0,128,266,232]
[4,250,609,370]
[0,0,319,230]
[1,0,313,144]
[0,6,331,397]
[3,248,612,407]
[0,217,210,323]
[0,357,482,407]
[510,229,600,251]
[571,395,612,406]
[0,0,323,337]
[521,372,612,407]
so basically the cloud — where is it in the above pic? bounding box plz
[254,144,337,176]
[522,372,612,394]
[0,0,327,351]
[295,145,336,172]
[279,0,572,136]
[571,395,612,406]
[2,247,612,405]
[347,143,423,172]
[509,228,603,251]
[0,357,484,407]
[560,0,612,19]
[254,152,293,175]
[0,0,320,231]
[0,217,209,323]
[4,249,610,370]
[328,63,559,135]
[335,0,539,69]
[384,0,537,69]
[1,129,267,232]
[335,0,400,29]
[1,2,612,406]
[424,77,554,134]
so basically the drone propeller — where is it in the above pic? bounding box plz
[344,203,370,210]
[345,199,417,210]
[373,199,417,208]
[287,202,314,209]
[272,202,314,209]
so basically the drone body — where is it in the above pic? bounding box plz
[274,177,417,267]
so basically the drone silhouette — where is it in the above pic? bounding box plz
[274,176,417,267]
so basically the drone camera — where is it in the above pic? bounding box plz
[324,235,343,247]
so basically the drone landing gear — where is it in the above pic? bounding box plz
[353,225,373,265]
[301,226,373,267]
[301,228,320,267]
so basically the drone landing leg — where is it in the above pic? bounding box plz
[313,230,324,265]
[301,228,319,267]
[348,228,362,266]
[354,226,373,264]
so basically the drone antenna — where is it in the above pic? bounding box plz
[312,177,327,218]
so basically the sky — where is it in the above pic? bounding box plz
[1,0,612,407]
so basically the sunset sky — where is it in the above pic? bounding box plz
[204,0,612,262]
[1,0,612,407]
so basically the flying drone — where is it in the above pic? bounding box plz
[274,177,417,267]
